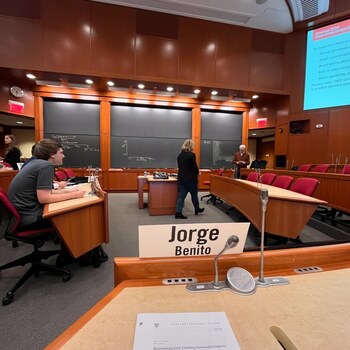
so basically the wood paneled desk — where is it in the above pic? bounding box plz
[210,176,327,239]
[46,243,350,350]
[43,184,109,258]
[137,175,178,215]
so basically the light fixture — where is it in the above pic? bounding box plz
[16,121,23,124]
[252,94,259,99]
[26,73,36,79]
[85,79,93,85]
[138,83,145,89]
[166,86,174,92]
[211,90,218,96]
[194,89,201,94]
[107,81,115,87]
[252,133,257,136]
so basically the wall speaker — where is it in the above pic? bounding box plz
[287,0,329,22]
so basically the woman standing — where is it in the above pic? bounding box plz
[175,139,204,219]
[1,134,22,170]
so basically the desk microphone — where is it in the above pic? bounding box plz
[186,235,256,295]
[255,188,290,288]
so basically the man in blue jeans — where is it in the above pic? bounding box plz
[175,139,204,219]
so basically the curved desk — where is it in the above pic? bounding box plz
[43,184,109,258]
[210,176,327,239]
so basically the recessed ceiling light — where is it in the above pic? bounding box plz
[138,83,145,89]
[252,133,257,136]
[211,90,218,96]
[166,86,174,92]
[26,73,36,79]
[85,79,93,85]
[16,121,23,124]
[194,89,201,94]
[252,94,259,99]
[107,81,115,87]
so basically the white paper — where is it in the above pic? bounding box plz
[133,312,240,350]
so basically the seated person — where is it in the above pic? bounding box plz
[8,138,85,230]
[250,158,267,169]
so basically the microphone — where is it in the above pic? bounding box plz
[213,235,239,287]
[261,188,268,212]
[186,235,256,295]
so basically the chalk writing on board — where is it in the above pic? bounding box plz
[51,134,99,152]
[122,140,155,162]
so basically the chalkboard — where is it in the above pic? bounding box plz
[200,111,242,168]
[43,100,100,167]
[111,105,192,168]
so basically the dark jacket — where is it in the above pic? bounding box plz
[4,146,21,170]
[177,150,199,183]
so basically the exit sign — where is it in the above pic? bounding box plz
[8,100,24,113]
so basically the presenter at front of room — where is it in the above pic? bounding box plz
[0,134,22,170]
[175,139,204,219]
[233,144,250,179]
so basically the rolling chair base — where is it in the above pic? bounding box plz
[201,194,223,205]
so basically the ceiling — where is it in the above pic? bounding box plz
[91,0,294,33]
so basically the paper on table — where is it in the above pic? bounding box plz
[133,312,240,350]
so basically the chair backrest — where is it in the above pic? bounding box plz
[260,173,277,185]
[217,168,224,176]
[64,168,76,179]
[0,189,20,238]
[341,165,350,175]
[0,161,13,168]
[289,177,319,196]
[55,170,67,181]
[272,175,294,189]
[312,164,329,173]
[246,172,260,182]
[297,164,312,171]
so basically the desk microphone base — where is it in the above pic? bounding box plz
[186,281,226,292]
[255,277,290,287]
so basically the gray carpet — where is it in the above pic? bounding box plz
[0,192,344,349]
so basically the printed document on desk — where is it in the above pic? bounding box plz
[133,312,240,350]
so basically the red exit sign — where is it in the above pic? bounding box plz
[8,100,24,113]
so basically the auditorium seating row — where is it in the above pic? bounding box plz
[296,164,350,174]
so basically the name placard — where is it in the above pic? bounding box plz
[138,223,250,258]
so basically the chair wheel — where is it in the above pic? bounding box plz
[2,293,14,306]
[62,273,71,282]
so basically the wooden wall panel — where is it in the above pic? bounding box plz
[215,24,251,88]
[0,16,42,69]
[178,18,216,83]
[328,108,350,163]
[135,36,178,79]
[274,122,288,156]
[91,3,135,76]
[250,52,285,91]
[42,0,91,73]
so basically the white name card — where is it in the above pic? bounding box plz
[138,222,250,258]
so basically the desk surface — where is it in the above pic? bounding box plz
[211,176,326,238]
[47,268,350,350]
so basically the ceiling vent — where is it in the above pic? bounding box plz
[287,0,329,22]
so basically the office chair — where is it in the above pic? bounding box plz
[246,172,261,182]
[297,164,312,172]
[272,175,294,189]
[312,164,329,173]
[0,189,71,306]
[63,168,76,179]
[289,177,319,196]
[54,170,67,181]
[200,168,224,205]
[341,165,350,175]
[260,173,277,185]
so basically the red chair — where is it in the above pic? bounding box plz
[297,164,312,171]
[260,173,277,185]
[0,161,13,168]
[289,178,319,196]
[64,168,76,179]
[55,170,67,181]
[341,165,350,175]
[201,168,224,205]
[246,172,260,182]
[272,175,294,189]
[0,189,71,305]
[312,164,329,173]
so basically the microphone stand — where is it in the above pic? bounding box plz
[255,188,290,288]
